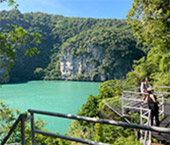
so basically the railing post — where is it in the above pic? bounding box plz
[30,112,36,145]
[140,105,143,141]
[122,93,124,116]
[140,106,143,125]
[162,95,165,118]
[21,114,27,145]
[148,110,151,145]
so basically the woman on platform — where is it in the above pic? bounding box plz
[140,77,149,101]
[147,86,159,126]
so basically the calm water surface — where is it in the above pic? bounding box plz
[0,81,100,134]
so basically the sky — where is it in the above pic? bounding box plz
[0,0,134,19]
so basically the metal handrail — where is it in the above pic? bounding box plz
[155,86,170,89]
[103,100,123,117]
[1,114,27,145]
[34,129,110,145]
[102,99,131,123]
[122,88,166,145]
[1,86,169,145]
[124,106,150,112]
[122,90,165,117]
[28,109,170,145]
[127,86,170,91]
[123,90,169,96]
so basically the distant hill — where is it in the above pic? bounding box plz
[0,9,146,82]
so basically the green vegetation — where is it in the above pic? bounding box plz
[126,0,170,87]
[58,27,144,81]
[62,0,170,144]
[0,9,145,82]
[0,3,41,83]
[0,101,66,145]
[1,0,170,144]
[57,80,142,145]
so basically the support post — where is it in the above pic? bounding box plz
[148,110,151,145]
[162,95,165,118]
[140,106,143,125]
[30,112,36,145]
[140,105,143,141]
[21,114,27,145]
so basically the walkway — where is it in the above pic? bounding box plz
[103,87,170,145]
[152,102,170,143]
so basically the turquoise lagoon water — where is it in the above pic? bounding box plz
[0,81,100,134]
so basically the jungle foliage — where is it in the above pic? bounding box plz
[0,9,145,82]
[126,0,170,86]
[58,27,144,81]
[64,0,170,144]
[1,0,170,144]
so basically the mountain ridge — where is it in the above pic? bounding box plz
[0,9,146,82]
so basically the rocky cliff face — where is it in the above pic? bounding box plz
[0,10,130,83]
[60,44,106,81]
[0,10,146,82]
[59,28,145,81]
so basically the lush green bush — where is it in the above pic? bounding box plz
[0,101,65,145]
[0,9,146,82]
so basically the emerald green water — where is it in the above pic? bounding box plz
[0,81,100,134]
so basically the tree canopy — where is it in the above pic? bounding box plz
[0,0,41,82]
[1,0,170,144]
[0,9,145,82]
[126,0,170,86]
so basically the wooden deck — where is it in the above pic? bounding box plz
[125,102,170,143]
[152,103,170,144]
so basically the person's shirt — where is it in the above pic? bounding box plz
[148,94,158,106]
[140,82,148,93]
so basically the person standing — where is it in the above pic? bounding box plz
[147,86,159,126]
[140,77,149,101]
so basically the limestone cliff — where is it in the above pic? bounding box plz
[59,28,145,81]
[0,10,146,82]
[60,44,106,81]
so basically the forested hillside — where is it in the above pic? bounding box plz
[1,0,169,144]
[0,9,145,82]
[64,0,170,144]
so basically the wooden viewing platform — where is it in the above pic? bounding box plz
[124,102,170,143]
[152,102,170,144]
[104,86,170,145]
[124,101,170,144]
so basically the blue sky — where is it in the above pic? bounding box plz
[0,0,134,19]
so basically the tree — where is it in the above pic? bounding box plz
[0,0,41,82]
[0,101,62,145]
[127,0,170,48]
[126,0,170,86]
[0,0,18,8]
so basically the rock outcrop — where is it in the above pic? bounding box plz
[59,28,145,81]
[60,44,106,81]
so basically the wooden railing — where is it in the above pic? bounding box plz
[2,109,170,145]
[28,109,170,145]
[1,86,170,145]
